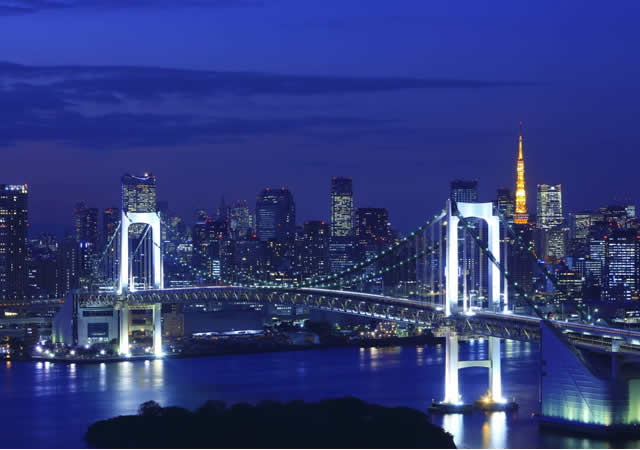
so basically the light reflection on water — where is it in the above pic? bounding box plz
[1,341,639,449]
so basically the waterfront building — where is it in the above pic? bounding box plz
[0,185,28,301]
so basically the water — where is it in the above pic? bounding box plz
[0,340,638,449]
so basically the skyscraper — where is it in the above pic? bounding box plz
[514,128,528,225]
[536,184,563,229]
[255,187,296,242]
[74,202,98,249]
[0,184,28,300]
[356,208,391,247]
[121,173,157,213]
[603,230,639,301]
[450,180,478,204]
[330,177,354,238]
[495,188,515,220]
[230,200,251,239]
[298,221,330,278]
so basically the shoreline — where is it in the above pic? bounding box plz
[19,334,445,365]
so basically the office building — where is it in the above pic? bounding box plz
[450,179,478,204]
[330,177,354,238]
[603,230,639,302]
[298,221,330,278]
[122,173,157,213]
[537,184,563,229]
[0,185,28,300]
[230,200,251,239]
[255,187,296,242]
[496,188,515,221]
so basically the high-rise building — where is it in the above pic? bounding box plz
[356,208,391,247]
[255,187,296,242]
[496,188,515,220]
[536,184,563,229]
[74,203,98,248]
[298,221,330,278]
[0,185,28,300]
[603,230,640,302]
[514,128,528,225]
[450,179,478,204]
[121,173,156,213]
[556,268,584,305]
[230,200,251,239]
[57,236,78,295]
[216,196,230,221]
[569,211,595,241]
[330,177,354,238]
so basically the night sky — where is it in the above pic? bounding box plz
[1,1,639,235]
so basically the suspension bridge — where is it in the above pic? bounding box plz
[52,192,640,434]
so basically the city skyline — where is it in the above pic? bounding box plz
[1,1,639,234]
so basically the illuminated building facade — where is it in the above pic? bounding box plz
[0,185,28,300]
[537,184,563,229]
[514,129,528,224]
[603,230,640,302]
[556,268,584,305]
[122,174,157,213]
[330,177,354,238]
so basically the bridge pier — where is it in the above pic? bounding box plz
[489,336,502,402]
[152,303,162,356]
[119,304,130,355]
[444,330,460,404]
[431,332,515,414]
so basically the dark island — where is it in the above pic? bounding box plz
[85,397,456,449]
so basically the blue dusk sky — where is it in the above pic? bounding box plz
[0,0,639,234]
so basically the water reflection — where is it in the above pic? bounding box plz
[488,412,506,449]
[442,413,464,447]
[99,362,106,391]
[416,346,424,366]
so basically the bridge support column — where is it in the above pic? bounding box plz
[119,304,130,355]
[152,303,162,357]
[489,337,502,402]
[444,330,460,404]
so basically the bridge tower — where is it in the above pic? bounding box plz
[445,200,504,315]
[117,174,164,356]
[433,199,510,412]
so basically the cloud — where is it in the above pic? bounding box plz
[0,61,534,149]
[0,62,533,101]
[0,0,261,15]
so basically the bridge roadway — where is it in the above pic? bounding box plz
[76,286,640,354]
